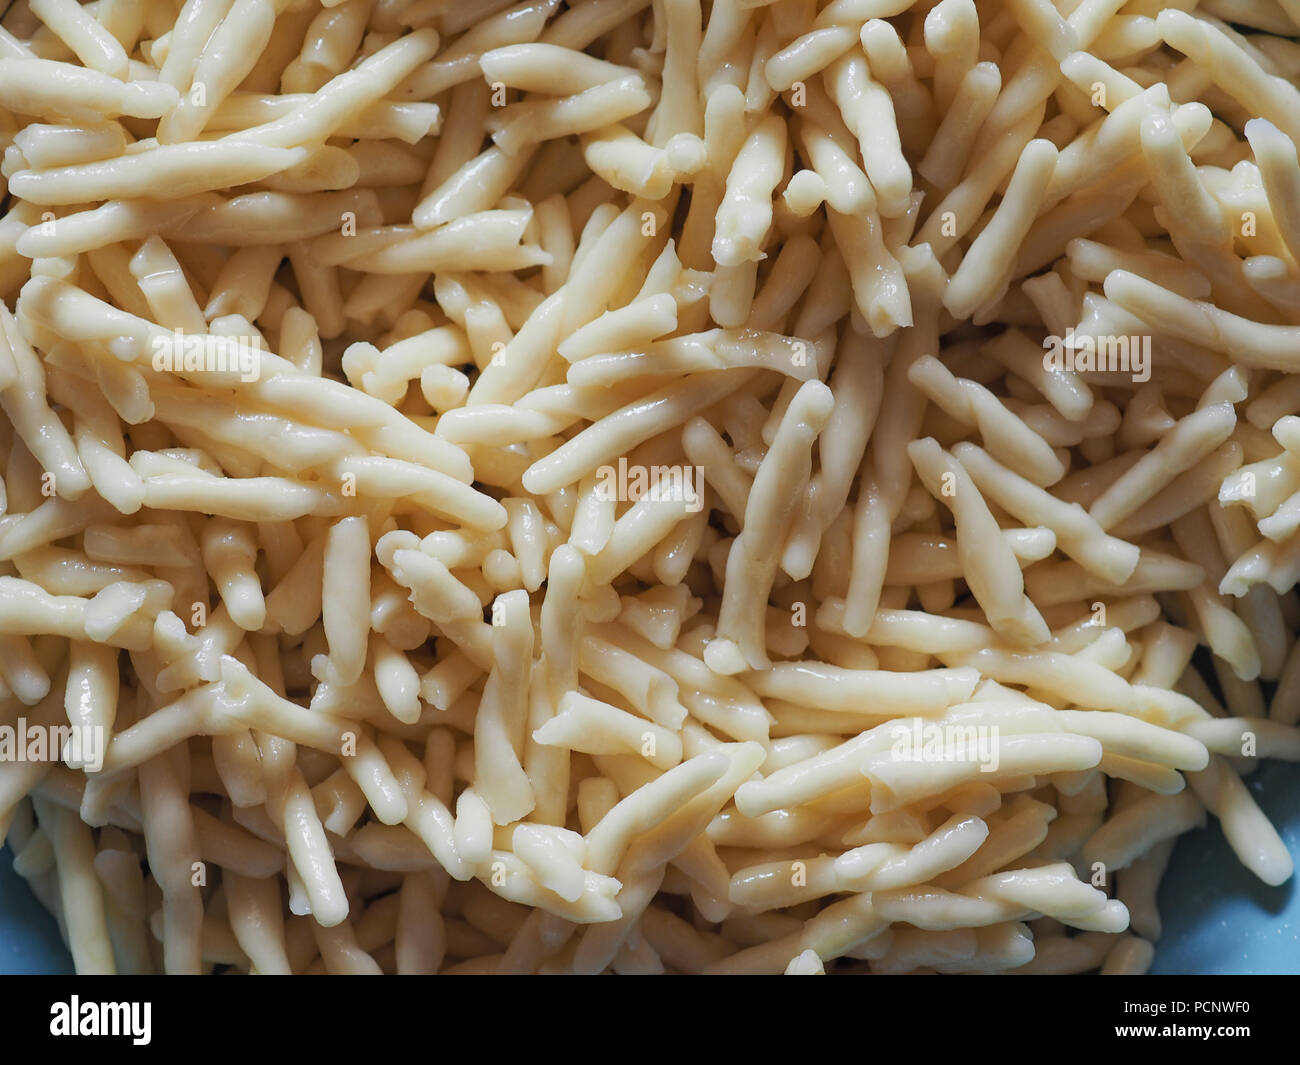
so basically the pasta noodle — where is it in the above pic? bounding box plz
[2,0,1300,980]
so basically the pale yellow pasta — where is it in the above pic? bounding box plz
[2,0,1300,982]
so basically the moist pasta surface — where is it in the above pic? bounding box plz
[1,0,1300,975]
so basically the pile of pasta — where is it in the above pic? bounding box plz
[3,0,1300,977]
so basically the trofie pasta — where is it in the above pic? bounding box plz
[3,0,1300,979]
